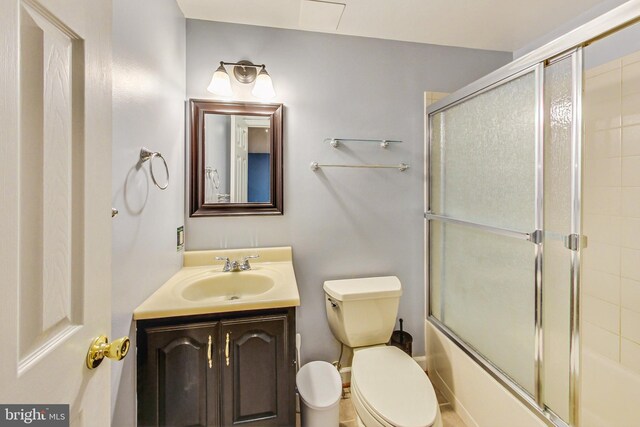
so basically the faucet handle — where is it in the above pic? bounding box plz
[240,254,259,270]
[215,256,232,272]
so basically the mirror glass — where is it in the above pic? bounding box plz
[189,100,283,216]
[204,114,271,204]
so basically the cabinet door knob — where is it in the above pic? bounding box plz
[225,332,230,366]
[207,335,213,368]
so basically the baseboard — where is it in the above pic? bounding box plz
[413,355,427,370]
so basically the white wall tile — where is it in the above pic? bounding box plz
[621,187,640,217]
[582,321,620,361]
[585,157,621,188]
[622,156,640,186]
[622,308,640,344]
[584,186,621,216]
[585,128,621,159]
[622,92,640,126]
[583,295,621,333]
[583,268,620,305]
[623,51,640,66]
[587,59,621,78]
[622,278,640,313]
[622,125,640,156]
[582,241,621,275]
[622,247,640,281]
[584,214,621,246]
[621,217,640,249]
[623,61,640,95]
[621,338,640,374]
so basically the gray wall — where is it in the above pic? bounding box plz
[185,20,511,364]
[111,0,185,425]
[584,19,640,69]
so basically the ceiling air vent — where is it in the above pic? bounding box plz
[299,0,346,31]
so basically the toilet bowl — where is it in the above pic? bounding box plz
[351,346,442,427]
[323,276,442,427]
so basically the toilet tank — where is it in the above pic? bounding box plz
[323,276,402,348]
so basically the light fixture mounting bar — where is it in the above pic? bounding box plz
[219,60,265,84]
[219,61,265,69]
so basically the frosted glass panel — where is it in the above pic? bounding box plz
[430,72,536,232]
[543,56,573,421]
[430,221,536,394]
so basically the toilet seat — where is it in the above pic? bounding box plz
[351,346,438,427]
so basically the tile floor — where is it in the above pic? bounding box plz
[297,376,467,427]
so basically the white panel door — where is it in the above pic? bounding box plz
[0,0,112,425]
[230,116,248,203]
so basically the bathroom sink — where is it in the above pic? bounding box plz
[181,272,275,302]
[133,247,300,320]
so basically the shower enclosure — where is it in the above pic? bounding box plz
[425,4,640,426]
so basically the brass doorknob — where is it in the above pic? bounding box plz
[86,335,130,370]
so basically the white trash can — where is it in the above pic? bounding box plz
[296,361,342,427]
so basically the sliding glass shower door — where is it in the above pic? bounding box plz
[427,52,581,426]
[429,66,540,395]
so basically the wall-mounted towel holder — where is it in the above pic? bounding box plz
[324,138,402,149]
[310,162,409,172]
[139,147,169,190]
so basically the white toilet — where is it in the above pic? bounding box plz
[324,276,443,427]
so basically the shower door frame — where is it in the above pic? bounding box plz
[424,2,640,426]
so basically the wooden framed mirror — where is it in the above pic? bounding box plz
[189,100,283,216]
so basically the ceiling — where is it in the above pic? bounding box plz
[176,0,609,52]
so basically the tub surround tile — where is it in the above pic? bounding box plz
[621,247,640,281]
[623,60,640,95]
[621,308,640,344]
[621,217,640,249]
[587,59,622,78]
[623,51,640,66]
[585,128,621,159]
[582,241,621,275]
[621,338,640,374]
[622,92,640,126]
[621,187,640,218]
[622,125,640,156]
[585,157,621,188]
[622,156,640,186]
[584,214,621,247]
[583,295,621,333]
[583,321,620,361]
[582,268,620,305]
[583,186,621,216]
[621,278,640,313]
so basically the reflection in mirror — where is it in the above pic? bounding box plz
[204,115,271,204]
[189,100,283,216]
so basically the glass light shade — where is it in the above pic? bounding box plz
[251,68,276,99]
[207,65,233,97]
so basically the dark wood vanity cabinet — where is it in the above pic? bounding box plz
[137,308,295,427]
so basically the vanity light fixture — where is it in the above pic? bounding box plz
[207,60,276,99]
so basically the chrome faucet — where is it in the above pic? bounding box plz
[216,255,260,272]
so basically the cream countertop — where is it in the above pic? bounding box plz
[134,246,300,320]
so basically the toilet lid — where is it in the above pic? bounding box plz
[352,346,437,427]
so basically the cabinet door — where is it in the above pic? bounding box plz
[220,314,293,426]
[138,322,219,427]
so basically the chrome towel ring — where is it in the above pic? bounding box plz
[139,147,169,190]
